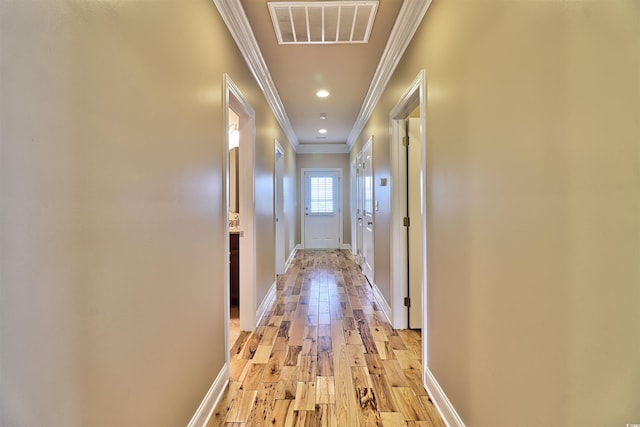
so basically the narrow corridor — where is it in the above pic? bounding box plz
[209,250,444,426]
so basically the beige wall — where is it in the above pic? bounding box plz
[0,1,295,426]
[296,153,352,248]
[351,1,640,426]
[282,143,298,260]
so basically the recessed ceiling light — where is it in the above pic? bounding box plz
[316,90,330,98]
[320,113,327,120]
[318,129,327,134]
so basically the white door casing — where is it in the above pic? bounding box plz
[361,138,374,283]
[389,70,427,364]
[302,169,341,249]
[223,74,257,369]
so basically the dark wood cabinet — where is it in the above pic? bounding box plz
[230,233,240,306]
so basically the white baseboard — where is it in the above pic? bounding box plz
[188,363,229,427]
[423,368,466,427]
[256,281,277,327]
[284,246,298,271]
[370,281,392,325]
[295,243,352,252]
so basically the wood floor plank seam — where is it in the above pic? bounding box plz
[208,250,444,427]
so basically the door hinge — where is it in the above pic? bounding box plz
[403,217,410,227]
[402,136,409,147]
[404,297,411,307]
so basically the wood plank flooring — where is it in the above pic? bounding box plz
[208,250,444,427]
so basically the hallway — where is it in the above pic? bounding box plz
[209,250,444,426]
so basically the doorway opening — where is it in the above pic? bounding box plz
[389,70,427,361]
[224,74,257,364]
[228,108,241,349]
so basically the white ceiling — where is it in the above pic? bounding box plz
[216,0,431,153]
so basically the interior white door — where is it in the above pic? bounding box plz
[275,144,285,274]
[356,152,364,266]
[408,117,423,329]
[304,170,340,249]
[361,142,374,282]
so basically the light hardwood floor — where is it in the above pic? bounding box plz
[210,250,444,427]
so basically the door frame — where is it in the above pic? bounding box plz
[223,74,257,367]
[300,168,343,249]
[389,70,427,353]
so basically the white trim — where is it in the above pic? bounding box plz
[296,143,350,154]
[188,364,230,427]
[340,243,352,251]
[213,0,298,150]
[424,369,466,427]
[256,281,277,328]
[284,246,298,271]
[370,281,392,325]
[214,0,432,154]
[296,243,303,251]
[389,70,426,332]
[300,168,344,250]
[347,0,432,148]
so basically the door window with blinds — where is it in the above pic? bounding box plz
[303,169,341,249]
[308,175,337,215]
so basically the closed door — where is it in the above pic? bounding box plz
[355,152,364,266]
[303,170,340,249]
[361,142,374,282]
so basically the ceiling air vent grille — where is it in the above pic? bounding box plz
[268,1,379,45]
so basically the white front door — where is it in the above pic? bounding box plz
[361,141,374,282]
[303,170,340,249]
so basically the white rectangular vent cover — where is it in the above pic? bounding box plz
[268,1,379,44]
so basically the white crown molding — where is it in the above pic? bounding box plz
[296,143,350,154]
[346,0,432,149]
[213,0,299,150]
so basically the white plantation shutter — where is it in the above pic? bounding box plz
[309,176,335,214]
